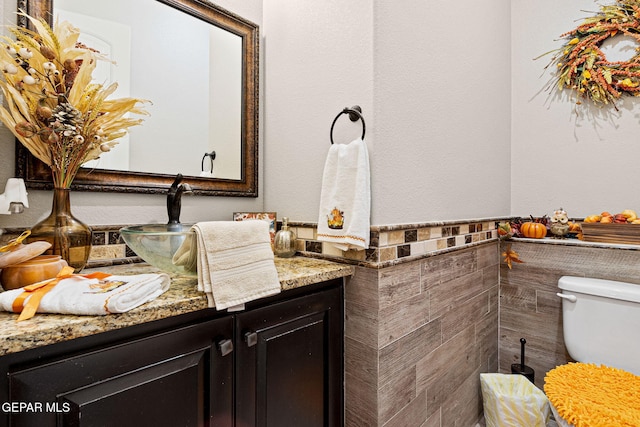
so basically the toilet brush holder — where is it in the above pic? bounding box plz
[511,338,535,383]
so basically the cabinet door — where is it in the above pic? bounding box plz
[7,317,234,427]
[235,285,343,427]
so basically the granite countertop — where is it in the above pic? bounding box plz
[0,256,353,356]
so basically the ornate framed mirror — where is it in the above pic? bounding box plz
[16,0,259,196]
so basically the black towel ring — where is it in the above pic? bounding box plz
[330,105,365,144]
[201,151,216,173]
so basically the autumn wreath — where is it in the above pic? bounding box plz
[545,0,640,109]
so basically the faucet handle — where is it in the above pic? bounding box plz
[169,173,184,192]
[167,174,192,225]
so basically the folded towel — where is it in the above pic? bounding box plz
[317,138,371,251]
[183,221,281,310]
[0,272,170,318]
[171,233,198,274]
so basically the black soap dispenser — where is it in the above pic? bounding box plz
[274,217,296,258]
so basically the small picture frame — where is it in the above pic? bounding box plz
[233,212,277,247]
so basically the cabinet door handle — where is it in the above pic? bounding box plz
[244,331,258,347]
[217,339,234,357]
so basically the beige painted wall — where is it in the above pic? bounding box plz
[263,0,512,225]
[2,0,638,230]
[262,0,375,223]
[511,0,640,218]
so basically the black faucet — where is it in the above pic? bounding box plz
[167,174,192,225]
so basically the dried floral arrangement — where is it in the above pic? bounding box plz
[542,0,640,109]
[0,12,149,188]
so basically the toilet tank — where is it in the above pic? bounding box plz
[558,276,640,376]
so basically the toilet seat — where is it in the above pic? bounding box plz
[544,362,640,427]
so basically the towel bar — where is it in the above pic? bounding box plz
[330,105,365,144]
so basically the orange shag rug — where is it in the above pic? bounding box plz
[544,362,640,427]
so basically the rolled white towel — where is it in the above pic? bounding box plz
[0,273,170,317]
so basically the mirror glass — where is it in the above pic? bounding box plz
[56,0,242,179]
[17,0,259,196]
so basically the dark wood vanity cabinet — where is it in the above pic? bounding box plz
[0,280,343,427]
[235,284,343,427]
[5,316,235,427]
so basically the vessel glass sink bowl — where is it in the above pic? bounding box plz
[120,224,196,276]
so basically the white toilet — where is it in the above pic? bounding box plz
[557,275,640,375]
[549,275,640,426]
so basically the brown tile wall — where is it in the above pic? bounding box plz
[345,242,499,427]
[499,240,640,390]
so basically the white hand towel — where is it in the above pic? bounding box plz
[191,221,280,310]
[317,138,371,251]
[0,273,170,316]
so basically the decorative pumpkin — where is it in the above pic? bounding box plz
[520,222,547,239]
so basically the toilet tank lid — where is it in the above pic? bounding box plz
[559,276,640,303]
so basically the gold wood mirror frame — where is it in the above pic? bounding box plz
[16,0,259,196]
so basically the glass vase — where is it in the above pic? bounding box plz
[28,188,92,272]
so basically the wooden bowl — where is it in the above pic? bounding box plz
[1,255,68,290]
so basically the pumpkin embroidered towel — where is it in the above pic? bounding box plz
[190,221,280,310]
[0,273,170,316]
[317,138,371,251]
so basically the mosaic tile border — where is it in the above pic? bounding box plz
[1,218,504,269]
[86,225,141,268]
[0,225,141,268]
[7,217,640,270]
[290,218,502,268]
